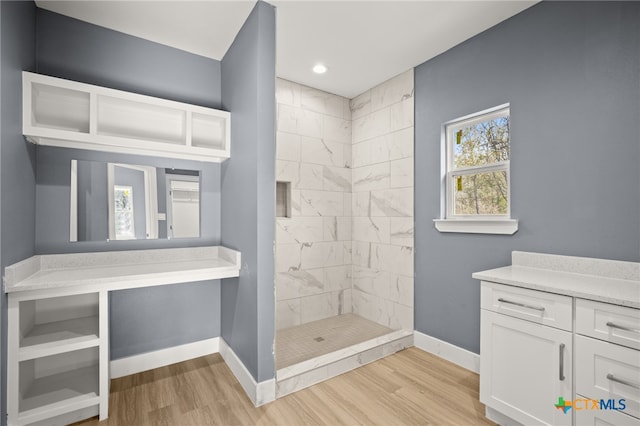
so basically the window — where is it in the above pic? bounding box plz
[435,104,518,234]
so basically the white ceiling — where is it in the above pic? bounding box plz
[35,0,537,99]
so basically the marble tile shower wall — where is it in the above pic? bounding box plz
[275,71,414,332]
[350,70,414,330]
[275,79,353,330]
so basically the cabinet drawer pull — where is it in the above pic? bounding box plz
[607,373,640,390]
[606,322,640,334]
[559,343,565,381]
[498,298,546,312]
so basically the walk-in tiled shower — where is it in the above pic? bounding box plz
[275,71,414,396]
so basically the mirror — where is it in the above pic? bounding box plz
[70,160,200,242]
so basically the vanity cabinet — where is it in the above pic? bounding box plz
[480,282,572,426]
[23,72,231,163]
[7,291,109,425]
[474,251,640,426]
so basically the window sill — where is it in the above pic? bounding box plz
[433,219,518,235]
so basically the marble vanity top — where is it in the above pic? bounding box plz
[4,246,241,294]
[473,251,640,309]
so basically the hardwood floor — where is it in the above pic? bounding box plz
[76,347,494,425]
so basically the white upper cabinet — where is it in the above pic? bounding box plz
[23,72,231,162]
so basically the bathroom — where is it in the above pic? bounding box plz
[0,1,638,425]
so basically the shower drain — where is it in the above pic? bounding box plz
[313,337,325,342]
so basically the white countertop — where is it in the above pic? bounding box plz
[4,246,241,295]
[473,266,640,309]
[473,251,640,309]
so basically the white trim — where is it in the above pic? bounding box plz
[60,335,277,408]
[442,103,513,222]
[434,218,518,235]
[443,103,511,127]
[98,291,109,420]
[107,163,116,240]
[413,330,480,373]
[219,338,276,407]
[110,337,220,378]
[256,376,276,406]
[69,160,78,242]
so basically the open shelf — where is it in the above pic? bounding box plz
[192,112,227,149]
[31,82,90,133]
[23,72,231,162]
[19,316,99,361]
[18,347,100,424]
[97,95,186,145]
[18,293,100,362]
[19,365,99,425]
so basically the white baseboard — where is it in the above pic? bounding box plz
[219,338,275,406]
[110,337,220,378]
[109,337,275,407]
[413,330,480,373]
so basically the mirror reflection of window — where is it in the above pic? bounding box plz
[107,163,157,241]
[113,185,135,240]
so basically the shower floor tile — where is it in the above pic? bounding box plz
[276,314,393,370]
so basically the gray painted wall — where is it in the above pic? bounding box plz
[36,9,221,109]
[220,1,276,382]
[414,1,640,354]
[34,9,224,359]
[0,2,36,423]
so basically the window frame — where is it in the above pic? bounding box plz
[435,103,518,235]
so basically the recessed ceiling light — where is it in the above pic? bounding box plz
[313,63,328,74]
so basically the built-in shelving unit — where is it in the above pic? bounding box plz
[8,292,107,426]
[23,72,231,162]
[5,246,241,425]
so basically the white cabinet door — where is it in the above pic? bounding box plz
[481,310,572,426]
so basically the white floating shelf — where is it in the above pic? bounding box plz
[23,72,231,163]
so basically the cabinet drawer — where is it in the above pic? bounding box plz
[481,281,572,331]
[574,401,640,426]
[576,335,640,420]
[577,299,640,350]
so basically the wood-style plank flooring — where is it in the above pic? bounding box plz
[75,347,494,425]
